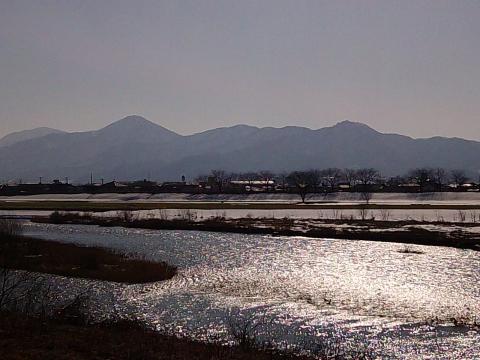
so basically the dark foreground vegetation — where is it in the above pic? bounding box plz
[0,222,176,284]
[40,211,480,251]
[0,312,311,360]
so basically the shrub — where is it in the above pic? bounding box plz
[226,309,268,349]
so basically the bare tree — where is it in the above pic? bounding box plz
[228,172,241,181]
[451,169,468,187]
[287,171,311,203]
[321,168,342,192]
[0,219,51,316]
[258,170,275,192]
[409,168,433,192]
[0,267,50,315]
[356,168,380,203]
[307,169,322,193]
[344,168,358,188]
[386,176,405,188]
[275,172,289,192]
[356,168,380,186]
[210,169,231,193]
[432,168,447,192]
[360,191,373,204]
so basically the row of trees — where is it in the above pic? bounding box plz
[284,168,380,203]
[197,168,475,202]
[399,168,469,192]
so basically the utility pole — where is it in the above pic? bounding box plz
[90,173,93,185]
[65,177,69,184]
[39,176,42,184]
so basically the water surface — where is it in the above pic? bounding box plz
[23,222,480,359]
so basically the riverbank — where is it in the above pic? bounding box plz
[2,199,480,212]
[37,211,480,251]
[0,233,177,284]
[0,311,312,360]
[2,191,480,204]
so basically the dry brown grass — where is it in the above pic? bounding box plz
[0,234,176,284]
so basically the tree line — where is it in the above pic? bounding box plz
[197,168,476,203]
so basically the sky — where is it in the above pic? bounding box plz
[0,0,479,140]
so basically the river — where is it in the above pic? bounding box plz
[23,221,480,359]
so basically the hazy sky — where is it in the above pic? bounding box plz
[1,0,479,139]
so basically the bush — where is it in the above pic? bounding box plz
[226,309,272,350]
[49,210,64,224]
[54,294,92,325]
[0,268,51,317]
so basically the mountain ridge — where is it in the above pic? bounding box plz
[0,127,65,148]
[0,116,479,182]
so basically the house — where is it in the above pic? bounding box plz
[229,180,275,192]
[337,182,351,191]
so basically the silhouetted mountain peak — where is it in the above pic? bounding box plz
[332,120,375,131]
[100,115,166,131]
[97,115,180,141]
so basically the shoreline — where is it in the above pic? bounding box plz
[35,212,480,251]
[0,233,177,284]
[2,199,480,212]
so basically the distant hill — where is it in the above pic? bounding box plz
[0,127,65,148]
[0,115,479,182]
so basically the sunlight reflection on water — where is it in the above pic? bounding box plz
[23,222,480,359]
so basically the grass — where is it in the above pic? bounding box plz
[0,234,177,284]
[2,200,480,212]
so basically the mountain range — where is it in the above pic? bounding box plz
[0,115,479,183]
